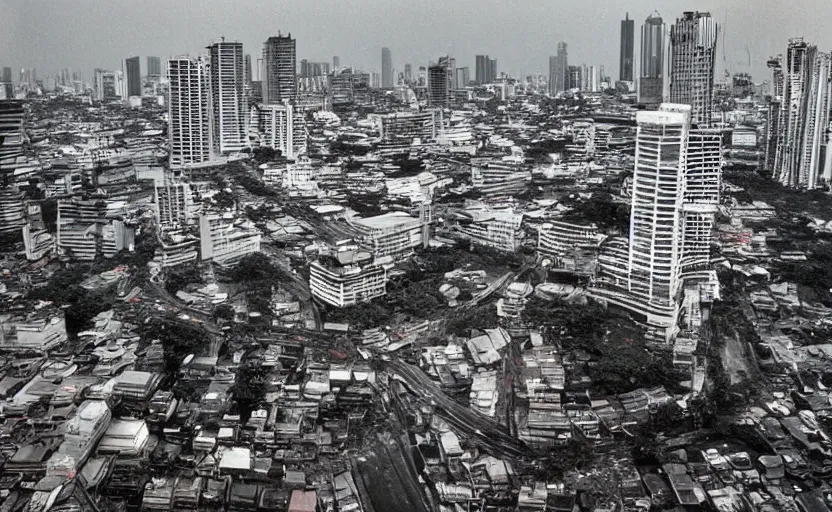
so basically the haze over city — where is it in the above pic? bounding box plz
[3,0,832,78]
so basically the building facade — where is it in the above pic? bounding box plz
[668,12,718,126]
[124,56,141,97]
[381,47,393,88]
[309,257,389,308]
[258,102,307,158]
[428,57,451,108]
[146,56,162,78]
[549,42,568,95]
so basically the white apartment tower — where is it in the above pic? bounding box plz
[263,34,297,104]
[168,57,213,169]
[209,40,247,154]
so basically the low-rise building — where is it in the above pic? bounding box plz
[199,214,261,267]
[309,247,389,308]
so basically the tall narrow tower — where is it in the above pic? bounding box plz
[620,13,635,82]
[639,12,665,105]
[167,57,213,169]
[381,47,393,88]
[669,12,718,126]
[208,40,247,154]
[263,33,297,104]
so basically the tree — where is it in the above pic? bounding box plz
[141,315,209,374]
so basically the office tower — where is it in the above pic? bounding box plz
[626,104,720,331]
[1,67,11,99]
[94,68,119,100]
[487,58,497,83]
[475,55,490,84]
[548,42,568,95]
[263,33,297,104]
[639,12,665,105]
[381,47,393,88]
[259,101,306,158]
[244,54,252,85]
[1,67,10,83]
[566,66,582,90]
[167,57,213,169]
[333,56,340,69]
[669,12,718,126]
[300,59,309,78]
[456,67,470,88]
[428,57,451,107]
[147,56,162,78]
[404,64,412,81]
[620,13,635,82]
[209,40,247,154]
[124,56,141,97]
[770,39,832,188]
[764,55,783,171]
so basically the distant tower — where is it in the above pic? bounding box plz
[146,56,162,78]
[669,11,718,126]
[548,42,568,95]
[263,33,297,104]
[333,56,340,69]
[620,13,635,82]
[639,12,665,105]
[124,56,141,96]
[381,47,393,88]
[244,54,252,85]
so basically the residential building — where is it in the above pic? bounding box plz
[263,33,297,104]
[209,39,247,154]
[94,69,119,101]
[167,57,213,169]
[198,214,261,267]
[549,42,568,95]
[404,64,412,81]
[155,183,196,228]
[537,221,605,274]
[454,202,523,252]
[770,38,832,188]
[369,111,437,142]
[333,56,340,69]
[244,54,252,85]
[0,313,68,352]
[456,67,470,88]
[309,250,389,308]
[668,12,718,126]
[639,12,665,105]
[283,156,315,188]
[0,190,25,235]
[57,197,134,261]
[258,101,307,158]
[475,55,497,84]
[351,211,424,261]
[327,68,370,105]
[381,47,393,88]
[620,13,635,82]
[764,55,783,171]
[471,161,531,197]
[0,99,25,183]
[124,56,141,97]
[146,56,162,78]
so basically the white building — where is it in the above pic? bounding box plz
[0,313,68,352]
[198,214,261,267]
[259,101,306,158]
[537,221,605,273]
[209,40,248,154]
[454,202,523,252]
[155,183,196,228]
[283,156,315,188]
[57,198,134,261]
[591,103,721,340]
[309,252,389,308]
[168,57,213,169]
[351,211,425,261]
[471,161,531,198]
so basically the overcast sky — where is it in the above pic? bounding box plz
[2,0,831,81]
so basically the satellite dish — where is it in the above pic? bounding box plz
[181,354,195,367]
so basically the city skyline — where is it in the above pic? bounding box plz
[3,0,832,81]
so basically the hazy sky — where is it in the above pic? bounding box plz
[2,0,832,81]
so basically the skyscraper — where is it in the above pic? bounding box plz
[592,103,721,337]
[1,67,11,84]
[209,40,247,154]
[244,54,252,85]
[456,67,470,88]
[94,68,119,100]
[428,57,451,107]
[124,56,141,97]
[0,67,11,99]
[475,55,495,84]
[668,12,718,126]
[404,64,412,81]
[639,13,665,105]
[147,56,162,78]
[620,13,635,82]
[770,38,832,188]
[167,57,213,169]
[333,56,340,69]
[381,47,393,88]
[548,42,568,95]
[263,33,297,104]
[764,55,783,172]
[487,58,497,83]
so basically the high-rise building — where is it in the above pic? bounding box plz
[475,55,497,84]
[668,12,718,126]
[333,56,340,69]
[770,38,832,188]
[404,64,412,81]
[244,54,252,85]
[456,67,470,88]
[94,68,119,100]
[764,55,784,172]
[428,57,451,108]
[167,57,213,169]
[381,47,393,88]
[548,42,568,95]
[487,58,497,83]
[124,56,141,97]
[209,40,247,154]
[639,12,665,105]
[1,67,12,99]
[1,67,11,84]
[566,66,582,90]
[263,33,297,104]
[620,13,635,82]
[592,103,721,338]
[147,56,162,78]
